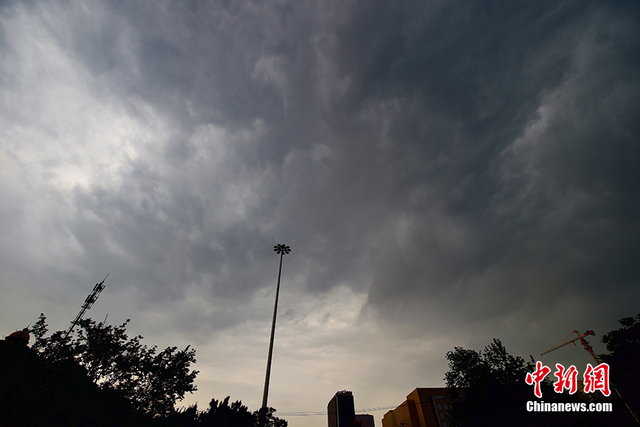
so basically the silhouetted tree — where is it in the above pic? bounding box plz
[254,406,288,427]
[444,339,601,427]
[199,397,254,427]
[601,312,640,422]
[5,315,287,427]
[157,404,201,427]
[31,314,198,417]
[445,339,535,426]
[155,398,288,427]
[1,333,147,426]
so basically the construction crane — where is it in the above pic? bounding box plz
[63,274,109,339]
[541,330,600,364]
[542,329,639,424]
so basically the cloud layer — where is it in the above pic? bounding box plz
[2,1,639,425]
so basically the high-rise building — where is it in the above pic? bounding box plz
[328,390,376,427]
[355,414,375,427]
[328,390,356,427]
[382,388,452,427]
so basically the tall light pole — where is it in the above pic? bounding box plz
[261,244,291,415]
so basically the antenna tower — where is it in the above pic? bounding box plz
[64,274,109,339]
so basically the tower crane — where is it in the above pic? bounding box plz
[542,329,639,424]
[541,330,600,364]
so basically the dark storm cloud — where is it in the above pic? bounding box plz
[67,1,640,310]
[319,0,640,325]
[16,0,362,299]
[3,1,640,422]
[60,0,325,141]
[2,0,639,347]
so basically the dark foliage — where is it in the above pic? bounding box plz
[255,406,289,427]
[0,337,147,426]
[31,314,198,417]
[200,397,254,427]
[157,398,287,427]
[444,339,603,427]
[600,313,640,423]
[445,339,536,427]
[2,314,288,427]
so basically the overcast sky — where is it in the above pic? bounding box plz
[1,0,639,425]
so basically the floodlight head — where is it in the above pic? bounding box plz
[273,244,291,255]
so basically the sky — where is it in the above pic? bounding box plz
[1,0,639,425]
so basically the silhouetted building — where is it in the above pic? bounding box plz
[355,414,375,427]
[5,329,29,345]
[382,388,452,427]
[328,391,376,427]
[328,390,356,427]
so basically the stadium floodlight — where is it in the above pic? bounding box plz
[261,244,291,413]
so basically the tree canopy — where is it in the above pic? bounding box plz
[161,398,287,427]
[444,339,603,427]
[444,339,540,427]
[600,312,640,422]
[2,314,288,427]
[1,328,146,426]
[31,314,198,417]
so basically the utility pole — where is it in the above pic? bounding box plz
[261,244,291,424]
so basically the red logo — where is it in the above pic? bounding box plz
[525,361,551,398]
[553,364,578,394]
[526,362,611,398]
[584,363,611,396]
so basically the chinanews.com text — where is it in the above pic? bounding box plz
[526,401,613,413]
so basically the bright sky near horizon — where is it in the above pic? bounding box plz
[1,1,639,426]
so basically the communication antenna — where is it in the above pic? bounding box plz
[63,274,109,339]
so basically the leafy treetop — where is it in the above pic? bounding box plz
[31,313,198,417]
